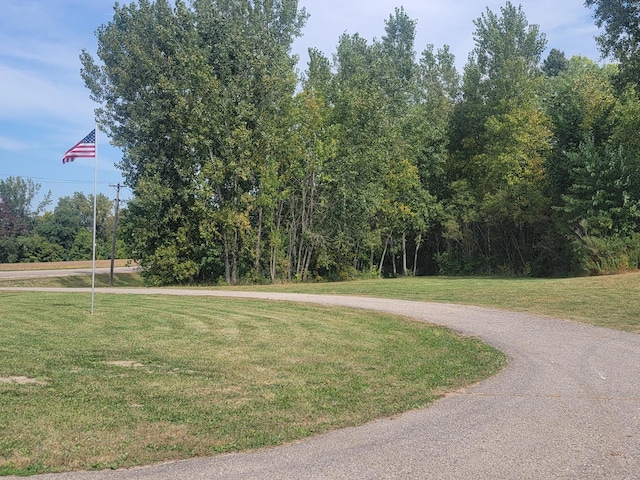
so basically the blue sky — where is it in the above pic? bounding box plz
[1,0,602,210]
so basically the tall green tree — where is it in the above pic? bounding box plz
[193,0,306,284]
[447,2,551,274]
[283,48,336,282]
[542,57,617,199]
[556,75,640,239]
[562,139,640,237]
[373,8,420,276]
[322,9,441,278]
[82,0,307,284]
[82,0,209,283]
[541,55,640,273]
[542,48,568,77]
[36,193,112,260]
[0,176,54,263]
[585,0,640,86]
[408,44,459,274]
[322,31,387,277]
[412,44,459,194]
[0,177,49,239]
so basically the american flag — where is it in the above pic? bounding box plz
[62,130,96,164]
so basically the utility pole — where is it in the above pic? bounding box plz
[109,184,123,286]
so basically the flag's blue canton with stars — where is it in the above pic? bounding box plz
[62,129,96,164]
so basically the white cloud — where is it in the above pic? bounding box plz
[0,35,85,72]
[0,65,92,123]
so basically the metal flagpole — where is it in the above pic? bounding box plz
[91,123,98,314]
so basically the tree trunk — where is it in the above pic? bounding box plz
[402,232,408,276]
[378,234,391,278]
[255,207,263,280]
[271,200,285,283]
[223,232,231,284]
[302,246,313,282]
[391,250,397,277]
[231,229,238,285]
[413,232,423,276]
[270,244,277,283]
[287,197,298,281]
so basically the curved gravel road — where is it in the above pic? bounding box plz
[2,287,639,479]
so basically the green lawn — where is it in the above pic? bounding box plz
[0,291,504,476]
[2,269,638,474]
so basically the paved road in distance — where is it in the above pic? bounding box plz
[0,266,137,280]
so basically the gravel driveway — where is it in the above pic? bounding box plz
[2,287,639,479]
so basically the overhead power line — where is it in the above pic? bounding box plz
[0,173,116,186]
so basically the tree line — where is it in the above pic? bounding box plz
[0,177,125,263]
[4,0,638,283]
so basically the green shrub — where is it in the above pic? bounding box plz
[572,234,640,275]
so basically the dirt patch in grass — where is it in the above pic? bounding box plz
[0,376,47,385]
[104,361,145,368]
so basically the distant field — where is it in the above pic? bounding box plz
[0,260,132,271]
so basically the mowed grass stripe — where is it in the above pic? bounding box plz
[0,292,504,475]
